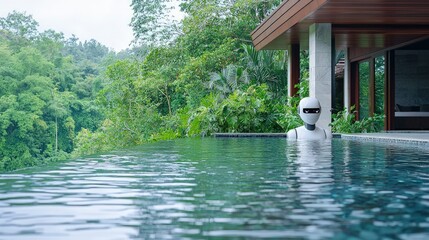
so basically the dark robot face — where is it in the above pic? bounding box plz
[302,108,320,114]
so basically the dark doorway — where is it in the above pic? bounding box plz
[394,39,429,130]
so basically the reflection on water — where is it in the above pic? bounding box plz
[1,138,429,239]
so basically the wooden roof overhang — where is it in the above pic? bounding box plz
[252,0,429,59]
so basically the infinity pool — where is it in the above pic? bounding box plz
[1,138,429,239]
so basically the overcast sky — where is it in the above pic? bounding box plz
[0,0,135,51]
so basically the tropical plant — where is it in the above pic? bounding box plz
[330,106,385,133]
[187,84,285,135]
[208,64,249,98]
[242,44,287,96]
[275,80,308,131]
[217,84,274,132]
[186,93,220,137]
[176,39,239,109]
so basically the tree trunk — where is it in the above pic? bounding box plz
[55,116,58,153]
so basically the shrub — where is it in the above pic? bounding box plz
[330,106,385,133]
[216,84,274,133]
[186,84,286,135]
[275,80,308,132]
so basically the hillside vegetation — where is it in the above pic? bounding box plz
[0,1,309,171]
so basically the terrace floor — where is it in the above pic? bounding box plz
[214,131,429,145]
[341,131,429,145]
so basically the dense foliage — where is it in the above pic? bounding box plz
[0,11,123,171]
[73,0,301,156]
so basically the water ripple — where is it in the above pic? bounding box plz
[1,138,429,239]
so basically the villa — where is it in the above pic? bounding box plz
[251,0,429,131]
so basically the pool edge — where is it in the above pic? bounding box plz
[213,133,288,138]
[212,132,429,146]
[340,133,429,145]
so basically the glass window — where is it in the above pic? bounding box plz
[359,61,370,120]
[374,56,385,115]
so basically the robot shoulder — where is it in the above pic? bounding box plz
[287,128,298,139]
[323,129,333,139]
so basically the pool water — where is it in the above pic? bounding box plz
[1,138,429,239]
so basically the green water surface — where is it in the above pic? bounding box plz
[1,138,429,239]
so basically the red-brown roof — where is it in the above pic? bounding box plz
[252,0,429,51]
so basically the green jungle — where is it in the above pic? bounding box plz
[0,0,383,172]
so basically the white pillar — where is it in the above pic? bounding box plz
[344,48,350,111]
[309,23,332,130]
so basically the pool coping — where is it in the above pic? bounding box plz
[213,133,288,138]
[340,132,429,145]
[213,132,429,145]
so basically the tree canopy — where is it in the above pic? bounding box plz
[0,11,120,171]
[72,0,299,156]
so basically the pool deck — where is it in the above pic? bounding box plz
[340,131,429,145]
[214,131,429,145]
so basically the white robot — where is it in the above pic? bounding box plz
[287,97,332,140]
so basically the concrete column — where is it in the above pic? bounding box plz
[309,23,332,130]
[288,44,300,97]
[344,48,350,111]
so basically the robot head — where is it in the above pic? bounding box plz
[298,97,321,125]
